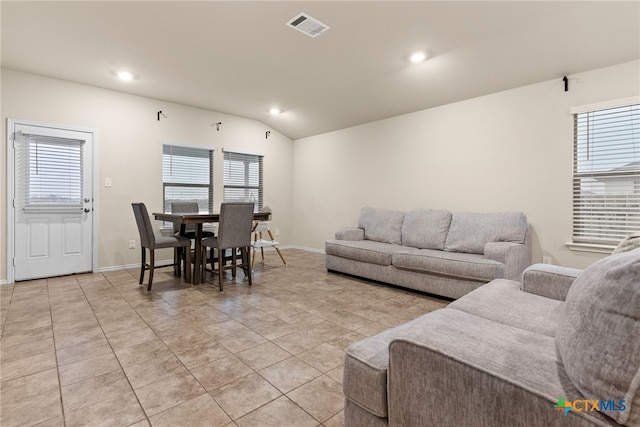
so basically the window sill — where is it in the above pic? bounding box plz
[566,242,615,254]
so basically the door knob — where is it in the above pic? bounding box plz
[84,208,91,213]
[84,198,91,203]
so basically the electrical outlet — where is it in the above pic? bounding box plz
[275,229,280,236]
[105,177,112,187]
[542,256,552,264]
[129,240,136,249]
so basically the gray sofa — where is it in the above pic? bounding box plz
[326,207,532,299]
[343,248,640,427]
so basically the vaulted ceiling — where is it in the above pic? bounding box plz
[2,1,639,139]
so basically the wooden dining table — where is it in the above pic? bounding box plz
[153,211,271,284]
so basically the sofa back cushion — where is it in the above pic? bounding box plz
[401,209,452,250]
[444,212,528,254]
[555,248,640,426]
[359,207,405,245]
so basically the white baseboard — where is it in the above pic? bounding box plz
[98,259,174,273]
[281,245,325,254]
[0,247,327,282]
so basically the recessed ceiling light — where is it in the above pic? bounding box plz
[117,71,133,81]
[269,108,281,116]
[409,52,427,63]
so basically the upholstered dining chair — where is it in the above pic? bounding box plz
[201,202,255,291]
[170,201,214,276]
[170,201,215,239]
[132,203,192,291]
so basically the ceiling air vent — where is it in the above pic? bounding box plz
[286,12,330,38]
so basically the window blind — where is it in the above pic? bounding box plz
[573,103,640,245]
[223,151,263,211]
[26,135,83,206]
[162,144,213,213]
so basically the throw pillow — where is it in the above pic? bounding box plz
[401,209,452,250]
[358,207,405,245]
[444,212,528,254]
[555,248,640,426]
[613,232,640,254]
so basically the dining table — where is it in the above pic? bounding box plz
[153,211,271,284]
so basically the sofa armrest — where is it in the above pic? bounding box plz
[521,263,581,301]
[335,227,365,241]
[483,241,531,281]
[387,309,597,427]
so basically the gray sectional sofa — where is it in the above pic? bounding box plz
[343,248,640,427]
[326,207,532,299]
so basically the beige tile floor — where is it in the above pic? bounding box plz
[0,249,448,427]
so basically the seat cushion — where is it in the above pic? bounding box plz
[154,235,191,249]
[447,279,562,337]
[401,209,452,250]
[444,211,528,254]
[392,249,503,282]
[358,207,405,245]
[325,240,398,266]
[555,248,640,426]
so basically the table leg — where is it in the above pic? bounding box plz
[193,223,203,284]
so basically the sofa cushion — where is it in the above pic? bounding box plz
[325,239,397,266]
[392,249,503,282]
[444,211,528,254]
[555,248,640,426]
[447,279,562,337]
[358,207,404,245]
[401,209,452,250]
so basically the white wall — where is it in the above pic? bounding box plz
[1,69,293,281]
[291,60,640,269]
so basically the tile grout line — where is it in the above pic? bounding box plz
[47,276,68,427]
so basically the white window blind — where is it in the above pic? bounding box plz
[162,144,213,213]
[223,151,263,211]
[573,103,640,245]
[26,134,83,207]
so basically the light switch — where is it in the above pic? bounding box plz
[105,178,112,187]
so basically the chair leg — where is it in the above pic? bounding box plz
[245,247,252,286]
[173,248,179,276]
[201,247,208,284]
[260,233,265,261]
[184,245,191,284]
[139,247,146,284]
[147,249,155,291]
[218,251,223,292]
[175,248,182,278]
[231,249,237,278]
[266,229,287,266]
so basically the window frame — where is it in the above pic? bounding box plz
[162,143,214,215]
[222,149,264,212]
[568,97,640,253]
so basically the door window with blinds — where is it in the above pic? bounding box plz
[223,150,263,211]
[162,144,213,213]
[24,135,83,209]
[572,101,640,246]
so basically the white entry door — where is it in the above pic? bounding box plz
[10,121,95,281]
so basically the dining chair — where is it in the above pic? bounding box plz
[132,203,192,291]
[170,201,214,276]
[170,201,215,239]
[201,202,255,291]
[251,221,287,270]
